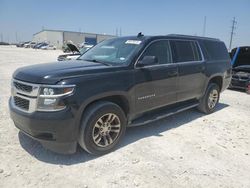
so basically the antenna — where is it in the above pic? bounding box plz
[229,17,237,51]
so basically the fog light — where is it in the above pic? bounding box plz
[44,98,56,105]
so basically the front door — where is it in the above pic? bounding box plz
[134,40,178,115]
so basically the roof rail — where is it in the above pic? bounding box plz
[167,34,220,41]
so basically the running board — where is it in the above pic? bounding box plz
[129,101,199,127]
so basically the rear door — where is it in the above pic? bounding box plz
[170,40,206,102]
[134,40,178,114]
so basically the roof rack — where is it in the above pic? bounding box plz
[167,34,220,41]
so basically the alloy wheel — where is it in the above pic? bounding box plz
[208,89,219,109]
[92,113,121,147]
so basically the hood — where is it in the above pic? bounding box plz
[231,46,250,67]
[67,43,80,53]
[13,60,110,84]
[233,65,250,73]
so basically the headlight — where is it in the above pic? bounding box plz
[37,85,75,111]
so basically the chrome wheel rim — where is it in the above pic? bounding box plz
[92,113,121,147]
[208,89,219,109]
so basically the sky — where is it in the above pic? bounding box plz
[0,0,249,49]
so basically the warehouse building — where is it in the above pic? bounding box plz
[33,29,115,48]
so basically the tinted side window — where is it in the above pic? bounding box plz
[140,40,172,65]
[203,41,230,60]
[171,40,202,62]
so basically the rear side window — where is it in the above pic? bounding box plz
[170,40,202,62]
[203,41,229,60]
[140,40,172,65]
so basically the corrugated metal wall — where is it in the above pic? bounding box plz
[33,30,115,49]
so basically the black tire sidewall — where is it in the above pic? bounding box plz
[79,102,126,155]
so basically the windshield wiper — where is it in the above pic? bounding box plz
[83,59,111,66]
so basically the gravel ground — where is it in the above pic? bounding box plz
[0,46,250,188]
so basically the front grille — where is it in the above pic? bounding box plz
[14,96,30,110]
[13,81,33,92]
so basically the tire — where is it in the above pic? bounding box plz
[197,83,220,114]
[78,101,127,155]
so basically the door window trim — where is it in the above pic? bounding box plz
[169,39,205,64]
[134,39,205,69]
[134,39,173,69]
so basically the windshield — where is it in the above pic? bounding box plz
[78,37,142,64]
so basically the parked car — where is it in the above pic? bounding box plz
[9,34,231,155]
[0,42,10,45]
[24,41,36,48]
[33,42,43,49]
[35,42,49,49]
[16,41,30,47]
[57,43,93,61]
[40,44,56,50]
[229,46,250,91]
[79,42,95,48]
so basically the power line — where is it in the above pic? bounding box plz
[229,17,237,51]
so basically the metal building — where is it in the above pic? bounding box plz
[33,29,115,48]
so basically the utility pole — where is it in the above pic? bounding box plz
[119,27,122,36]
[229,17,237,51]
[115,28,118,36]
[202,16,207,37]
[15,32,18,43]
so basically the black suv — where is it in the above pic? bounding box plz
[9,34,231,155]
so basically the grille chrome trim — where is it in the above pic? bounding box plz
[14,96,30,110]
[12,79,40,97]
[13,82,32,93]
[11,94,37,113]
[11,79,40,113]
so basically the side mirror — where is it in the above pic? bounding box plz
[137,56,158,67]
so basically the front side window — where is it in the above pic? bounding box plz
[171,40,202,62]
[79,38,142,65]
[140,40,172,65]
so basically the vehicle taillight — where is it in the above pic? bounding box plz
[247,83,250,94]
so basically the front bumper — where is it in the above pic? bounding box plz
[9,98,78,154]
[230,78,249,90]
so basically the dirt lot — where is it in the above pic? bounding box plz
[0,46,250,188]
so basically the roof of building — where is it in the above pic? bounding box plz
[33,29,115,37]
